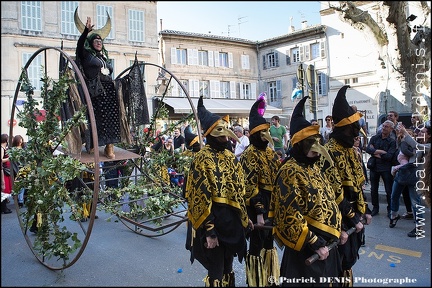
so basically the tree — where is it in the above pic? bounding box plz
[330,1,431,117]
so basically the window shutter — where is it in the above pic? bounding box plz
[275,51,279,67]
[210,80,220,98]
[187,49,192,66]
[214,51,220,67]
[172,81,179,96]
[262,55,266,70]
[305,45,310,61]
[228,53,233,68]
[193,49,199,65]
[171,47,177,64]
[251,82,257,99]
[320,41,326,58]
[286,51,291,65]
[239,82,244,99]
[208,51,214,67]
[321,73,327,96]
[230,81,236,99]
[276,80,282,102]
[299,45,304,62]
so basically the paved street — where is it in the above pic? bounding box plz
[2,191,431,287]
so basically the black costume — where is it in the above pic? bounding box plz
[271,97,342,287]
[185,96,249,287]
[240,98,280,286]
[319,86,370,286]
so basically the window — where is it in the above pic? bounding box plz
[352,77,358,84]
[176,49,187,65]
[286,50,291,65]
[175,80,188,97]
[220,81,230,98]
[200,80,210,98]
[263,51,279,69]
[240,82,256,99]
[291,47,300,63]
[310,43,320,60]
[219,52,229,68]
[266,80,282,107]
[60,2,78,35]
[23,52,43,91]
[198,50,208,66]
[318,72,327,96]
[97,5,114,39]
[189,79,199,97]
[241,54,250,69]
[128,9,144,42]
[344,79,350,85]
[21,1,42,31]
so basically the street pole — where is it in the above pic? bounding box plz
[306,64,317,120]
[297,63,305,115]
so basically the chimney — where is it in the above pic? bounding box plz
[301,20,308,29]
[289,17,295,33]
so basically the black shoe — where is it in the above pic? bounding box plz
[371,208,379,216]
[389,215,400,228]
[18,203,24,208]
[402,212,414,219]
[407,227,423,237]
[29,226,38,233]
[1,208,12,214]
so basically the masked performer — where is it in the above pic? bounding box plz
[185,96,251,287]
[271,97,342,287]
[319,85,372,286]
[240,98,280,286]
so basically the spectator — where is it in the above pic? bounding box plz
[163,137,175,156]
[390,124,430,237]
[185,96,252,286]
[366,120,398,217]
[409,113,424,137]
[272,96,342,284]
[351,105,368,149]
[240,98,280,286]
[310,119,319,126]
[269,115,288,160]
[243,127,250,138]
[11,135,26,208]
[233,125,249,160]
[1,134,12,214]
[376,111,399,142]
[353,136,368,185]
[320,115,333,144]
[173,128,185,153]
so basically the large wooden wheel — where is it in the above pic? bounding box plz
[9,47,100,270]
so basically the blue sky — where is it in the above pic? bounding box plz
[157,1,322,41]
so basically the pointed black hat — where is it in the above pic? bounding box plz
[184,125,199,148]
[290,96,319,145]
[249,98,270,135]
[198,96,223,136]
[332,85,362,127]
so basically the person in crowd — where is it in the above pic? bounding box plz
[320,115,333,144]
[319,86,371,285]
[163,137,175,156]
[269,115,288,160]
[234,125,249,161]
[243,127,250,138]
[390,124,430,237]
[240,98,280,286]
[408,113,424,137]
[351,105,368,149]
[271,96,342,287]
[185,96,252,287]
[366,119,397,217]
[1,134,12,214]
[173,128,186,153]
[75,16,130,159]
[391,129,415,176]
[11,135,26,208]
[310,119,319,126]
[376,111,399,142]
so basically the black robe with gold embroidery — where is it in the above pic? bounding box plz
[185,145,249,262]
[272,158,342,282]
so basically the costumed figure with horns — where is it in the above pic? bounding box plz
[240,97,281,286]
[74,7,149,158]
[319,85,372,286]
[271,96,342,287]
[185,96,252,287]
